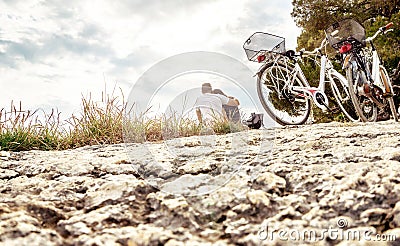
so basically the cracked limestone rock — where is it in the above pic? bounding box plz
[0,122,400,245]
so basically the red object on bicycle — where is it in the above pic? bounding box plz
[381,22,394,32]
[385,22,393,29]
[339,43,352,54]
[257,54,266,63]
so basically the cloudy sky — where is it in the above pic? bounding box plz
[0,0,301,121]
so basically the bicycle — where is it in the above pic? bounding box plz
[243,32,358,125]
[325,19,398,122]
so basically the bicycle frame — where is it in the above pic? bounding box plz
[338,21,398,122]
[371,49,384,89]
[290,59,330,111]
[367,23,394,93]
[369,45,395,97]
[343,30,394,107]
[268,39,341,111]
[258,36,351,115]
[259,48,347,111]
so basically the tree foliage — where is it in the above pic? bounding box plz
[291,0,400,122]
[292,0,400,33]
[292,0,400,72]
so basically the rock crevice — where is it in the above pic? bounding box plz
[0,122,400,245]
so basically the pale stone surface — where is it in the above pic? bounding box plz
[0,121,399,245]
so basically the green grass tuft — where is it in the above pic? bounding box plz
[0,91,247,151]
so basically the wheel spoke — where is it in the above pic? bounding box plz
[346,61,377,122]
[257,62,311,125]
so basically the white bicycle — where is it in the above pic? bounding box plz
[325,19,398,122]
[243,32,358,125]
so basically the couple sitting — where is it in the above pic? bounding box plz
[194,83,240,124]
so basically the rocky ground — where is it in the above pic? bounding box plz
[0,121,400,245]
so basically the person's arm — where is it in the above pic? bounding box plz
[217,94,239,106]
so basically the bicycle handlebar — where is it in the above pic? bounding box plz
[365,22,394,42]
[300,38,328,56]
[382,22,393,31]
[285,37,328,59]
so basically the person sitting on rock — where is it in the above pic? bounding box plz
[211,88,241,123]
[194,83,240,124]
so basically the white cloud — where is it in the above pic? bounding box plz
[0,0,301,120]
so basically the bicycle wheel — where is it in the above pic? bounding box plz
[329,72,359,122]
[257,62,311,125]
[345,60,378,122]
[379,66,398,122]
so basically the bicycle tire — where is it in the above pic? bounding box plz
[257,62,311,125]
[388,98,398,122]
[379,66,398,122]
[345,60,378,122]
[329,72,359,122]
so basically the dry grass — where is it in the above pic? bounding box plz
[64,92,126,148]
[0,91,246,151]
[0,102,64,151]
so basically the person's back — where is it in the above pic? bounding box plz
[195,92,229,122]
[194,83,239,124]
